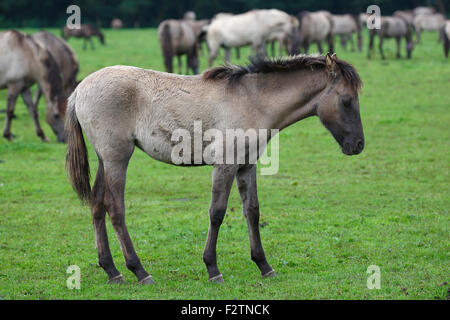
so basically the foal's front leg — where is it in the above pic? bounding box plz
[236,165,275,278]
[203,165,237,283]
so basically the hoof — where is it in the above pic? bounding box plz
[138,275,155,285]
[208,274,224,284]
[262,270,276,278]
[108,274,124,284]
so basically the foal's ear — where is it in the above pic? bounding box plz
[325,52,338,78]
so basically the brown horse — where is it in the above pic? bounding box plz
[65,53,364,284]
[291,11,335,55]
[29,31,79,112]
[158,19,199,74]
[62,24,105,50]
[0,30,66,142]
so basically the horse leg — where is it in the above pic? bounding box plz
[33,85,42,110]
[328,33,335,53]
[379,35,385,60]
[317,41,323,54]
[357,31,363,52]
[368,31,374,59]
[396,36,401,59]
[103,157,154,284]
[91,158,123,283]
[235,47,241,59]
[203,165,237,283]
[340,35,347,50]
[224,48,231,64]
[444,32,450,58]
[349,34,356,52]
[303,41,309,54]
[3,82,22,141]
[236,165,275,278]
[21,88,48,142]
[208,47,219,67]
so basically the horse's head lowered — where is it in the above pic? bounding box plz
[316,53,364,155]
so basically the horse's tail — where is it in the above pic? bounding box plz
[160,23,173,73]
[64,90,91,204]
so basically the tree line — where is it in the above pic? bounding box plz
[0,0,446,28]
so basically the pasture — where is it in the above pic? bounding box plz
[0,28,448,299]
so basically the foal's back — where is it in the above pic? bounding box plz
[74,66,221,163]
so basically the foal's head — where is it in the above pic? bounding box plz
[316,53,364,155]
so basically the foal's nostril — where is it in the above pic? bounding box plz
[357,140,363,150]
[355,139,364,153]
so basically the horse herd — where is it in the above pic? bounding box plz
[158,7,450,74]
[0,6,447,285]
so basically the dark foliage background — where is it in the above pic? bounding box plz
[0,0,446,28]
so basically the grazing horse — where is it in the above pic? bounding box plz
[368,16,414,60]
[291,11,335,55]
[29,31,79,113]
[157,19,199,74]
[413,13,446,43]
[331,14,362,52]
[266,15,299,57]
[62,24,105,50]
[0,30,66,142]
[65,53,364,284]
[206,9,294,66]
[442,21,450,58]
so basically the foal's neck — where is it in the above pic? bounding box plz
[246,69,328,130]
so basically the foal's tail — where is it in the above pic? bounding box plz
[65,90,91,204]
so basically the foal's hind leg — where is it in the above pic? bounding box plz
[91,158,123,283]
[103,157,153,284]
[236,165,275,278]
[21,89,48,142]
[203,165,238,283]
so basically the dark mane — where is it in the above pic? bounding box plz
[202,54,362,92]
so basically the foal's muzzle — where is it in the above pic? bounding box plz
[342,138,364,155]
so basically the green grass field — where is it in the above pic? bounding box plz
[0,28,448,300]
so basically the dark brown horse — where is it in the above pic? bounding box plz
[368,16,414,59]
[157,19,199,74]
[65,53,364,285]
[62,24,105,50]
